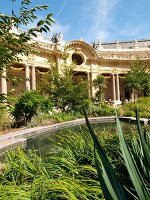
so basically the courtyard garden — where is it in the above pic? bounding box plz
[0,0,150,199]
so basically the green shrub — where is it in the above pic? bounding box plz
[40,98,53,114]
[136,97,150,104]
[124,110,135,117]
[88,104,116,117]
[51,111,83,123]
[0,103,12,131]
[121,97,150,118]
[11,91,53,127]
[97,105,116,116]
[27,113,55,127]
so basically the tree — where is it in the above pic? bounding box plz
[125,60,150,101]
[0,0,54,71]
[93,75,107,106]
[39,63,89,112]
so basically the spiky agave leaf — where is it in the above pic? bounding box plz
[84,110,127,200]
[116,116,150,200]
[135,109,150,172]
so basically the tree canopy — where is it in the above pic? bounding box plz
[0,0,54,71]
[39,63,89,112]
[125,60,150,99]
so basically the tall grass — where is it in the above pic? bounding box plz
[0,127,102,199]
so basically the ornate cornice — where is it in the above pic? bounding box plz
[31,44,66,59]
[87,57,150,67]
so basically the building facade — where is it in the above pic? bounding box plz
[1,32,150,104]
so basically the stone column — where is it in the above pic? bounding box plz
[87,72,91,98]
[116,74,120,101]
[1,68,7,95]
[90,63,93,98]
[25,65,30,91]
[31,66,36,90]
[112,74,116,101]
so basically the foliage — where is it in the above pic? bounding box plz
[136,96,150,104]
[27,117,141,189]
[93,75,107,106]
[125,61,150,100]
[1,114,146,199]
[50,111,83,123]
[0,103,12,131]
[39,63,90,112]
[0,128,103,199]
[39,98,54,114]
[84,111,127,200]
[11,90,53,127]
[84,109,150,199]
[131,111,150,184]
[27,111,83,127]
[25,110,83,127]
[116,110,150,199]
[0,0,54,71]
[26,113,55,127]
[88,104,116,117]
[120,97,150,118]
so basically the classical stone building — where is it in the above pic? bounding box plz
[1,31,150,104]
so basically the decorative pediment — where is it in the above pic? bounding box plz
[64,40,98,59]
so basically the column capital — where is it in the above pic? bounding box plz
[25,64,36,68]
[24,63,30,67]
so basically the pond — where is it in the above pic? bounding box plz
[26,121,139,158]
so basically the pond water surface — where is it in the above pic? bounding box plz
[26,121,140,157]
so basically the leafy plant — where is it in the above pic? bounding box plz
[121,97,150,118]
[88,104,116,117]
[0,128,103,199]
[84,110,127,200]
[125,61,150,100]
[51,111,83,123]
[11,90,53,127]
[84,109,150,200]
[0,103,12,131]
[39,63,89,113]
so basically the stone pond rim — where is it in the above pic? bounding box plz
[0,116,149,157]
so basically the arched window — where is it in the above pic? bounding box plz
[72,53,83,65]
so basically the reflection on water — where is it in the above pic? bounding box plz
[26,122,140,158]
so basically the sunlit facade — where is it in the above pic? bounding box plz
[1,31,150,104]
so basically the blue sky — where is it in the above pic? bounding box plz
[0,0,150,43]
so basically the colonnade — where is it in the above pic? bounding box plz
[0,66,122,104]
[87,72,122,103]
[0,65,36,94]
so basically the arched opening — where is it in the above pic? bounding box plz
[72,53,83,65]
